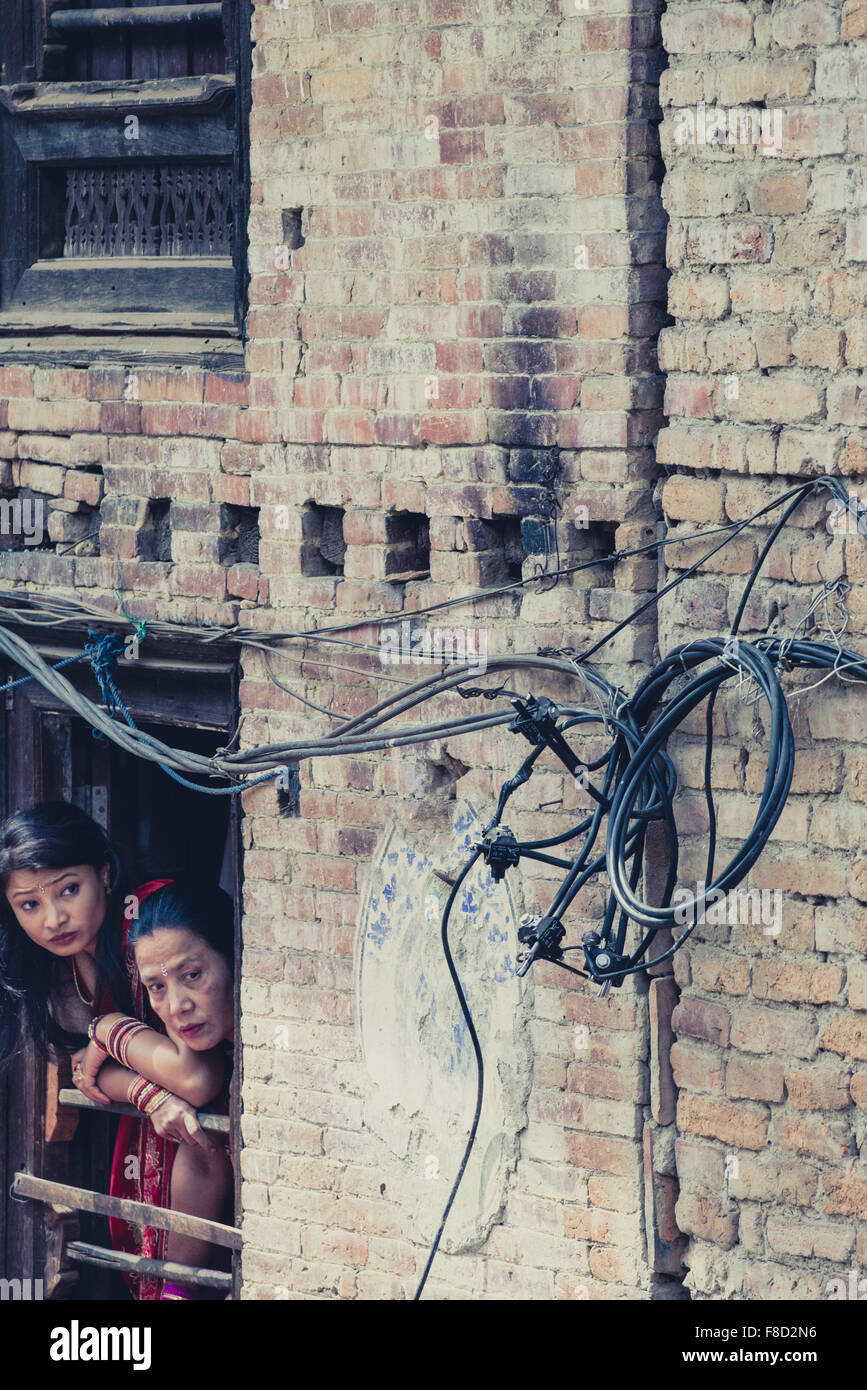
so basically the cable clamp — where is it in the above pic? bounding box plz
[509,694,562,748]
[581,931,627,988]
[477,826,520,882]
[515,913,566,977]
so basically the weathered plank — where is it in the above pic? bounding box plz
[67,1241,231,1291]
[58,1090,230,1134]
[10,260,235,313]
[0,76,235,117]
[0,334,244,367]
[12,1173,242,1250]
[45,1064,80,1144]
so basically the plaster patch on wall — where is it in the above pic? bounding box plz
[356,798,533,1254]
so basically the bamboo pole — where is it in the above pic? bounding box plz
[12,1173,241,1250]
[67,1241,232,1292]
[58,1088,230,1133]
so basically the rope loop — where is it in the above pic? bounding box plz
[84,631,127,725]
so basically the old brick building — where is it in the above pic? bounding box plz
[0,0,865,1301]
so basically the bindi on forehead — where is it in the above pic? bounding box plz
[136,949,203,985]
[10,870,76,899]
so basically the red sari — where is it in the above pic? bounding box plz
[100,878,232,1300]
[102,879,175,1301]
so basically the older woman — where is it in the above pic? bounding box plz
[78,877,236,1299]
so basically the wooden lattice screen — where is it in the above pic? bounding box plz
[0,0,248,337]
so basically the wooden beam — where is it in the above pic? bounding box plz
[0,335,245,369]
[36,652,236,677]
[58,1090,230,1134]
[45,1203,80,1298]
[45,1065,80,1144]
[12,1173,242,1250]
[0,75,235,118]
[51,6,223,30]
[67,1241,231,1292]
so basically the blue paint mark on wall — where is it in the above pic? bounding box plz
[367,911,391,950]
[360,804,519,1093]
[493,954,516,983]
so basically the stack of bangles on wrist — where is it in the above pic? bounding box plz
[88,1016,172,1115]
[127,1076,172,1116]
[88,1015,146,1067]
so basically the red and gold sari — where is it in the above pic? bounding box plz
[102,878,175,1300]
[100,878,232,1299]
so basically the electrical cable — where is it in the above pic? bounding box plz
[413,848,483,1301]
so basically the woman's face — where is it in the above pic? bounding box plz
[4,863,110,956]
[134,927,233,1050]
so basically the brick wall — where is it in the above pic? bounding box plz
[0,0,678,1300]
[238,0,673,1301]
[6,0,865,1303]
[658,0,867,1299]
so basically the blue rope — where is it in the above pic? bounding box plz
[83,630,287,797]
[83,632,127,721]
[0,653,86,695]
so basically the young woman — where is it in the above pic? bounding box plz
[0,802,233,1299]
[0,801,132,1063]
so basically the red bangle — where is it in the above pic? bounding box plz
[104,1018,148,1068]
[127,1076,171,1115]
[87,1016,109,1054]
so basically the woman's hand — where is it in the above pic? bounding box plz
[70,1043,111,1104]
[148,1093,216,1152]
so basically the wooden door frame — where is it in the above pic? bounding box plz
[0,624,243,1297]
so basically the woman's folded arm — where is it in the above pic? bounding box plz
[89,1013,226,1108]
[77,1059,217,1151]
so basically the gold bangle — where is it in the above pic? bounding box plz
[143,1088,172,1116]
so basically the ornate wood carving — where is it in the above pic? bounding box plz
[63,164,233,257]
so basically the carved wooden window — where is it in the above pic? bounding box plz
[0,1,250,340]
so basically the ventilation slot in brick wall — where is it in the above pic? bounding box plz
[2,463,104,555]
[48,497,102,553]
[301,504,346,577]
[385,512,430,583]
[469,516,524,585]
[568,519,618,588]
[220,504,260,567]
[281,207,305,251]
[137,499,172,562]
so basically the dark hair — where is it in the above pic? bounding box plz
[128,878,234,974]
[0,801,132,1062]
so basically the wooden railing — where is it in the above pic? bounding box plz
[17,1086,237,1294]
[58,1088,230,1132]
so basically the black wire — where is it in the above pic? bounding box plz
[413,849,483,1301]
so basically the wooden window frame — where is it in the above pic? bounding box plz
[0,627,244,1299]
[0,1,251,353]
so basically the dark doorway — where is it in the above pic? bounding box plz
[0,629,240,1299]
